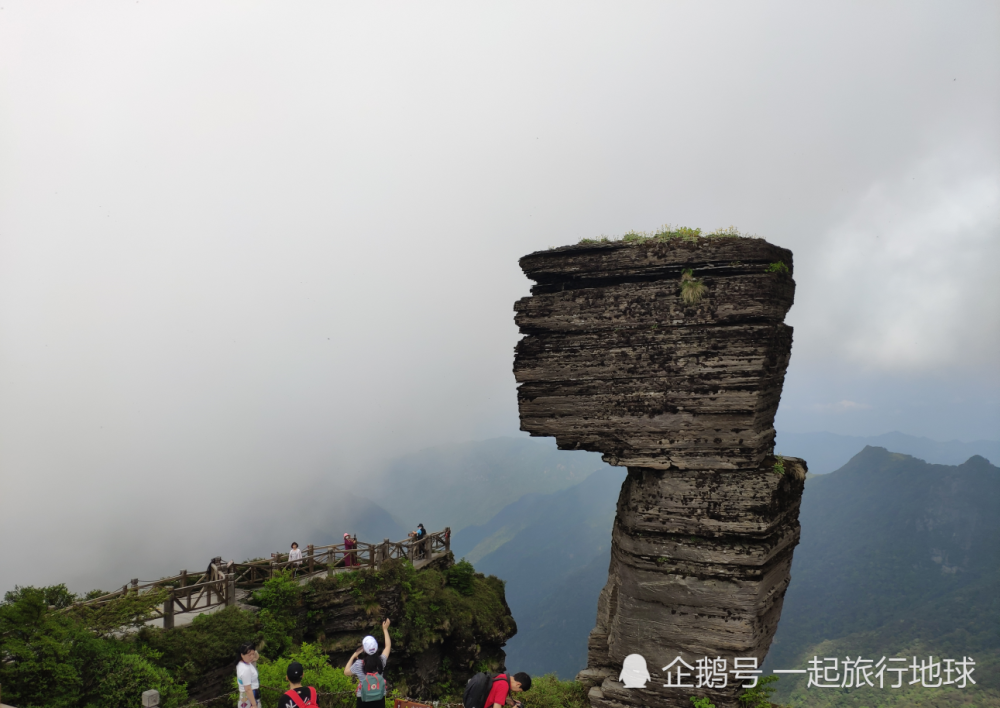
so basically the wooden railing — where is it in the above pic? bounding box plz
[67,558,236,629]
[65,528,451,628]
[377,528,451,564]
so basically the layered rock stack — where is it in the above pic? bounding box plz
[512,236,807,708]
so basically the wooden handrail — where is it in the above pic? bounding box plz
[66,528,452,620]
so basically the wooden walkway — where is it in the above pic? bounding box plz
[66,528,451,629]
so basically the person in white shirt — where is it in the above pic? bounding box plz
[289,542,303,567]
[237,643,260,708]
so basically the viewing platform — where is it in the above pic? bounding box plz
[65,528,452,629]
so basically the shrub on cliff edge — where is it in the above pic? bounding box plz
[252,570,303,659]
[137,604,261,687]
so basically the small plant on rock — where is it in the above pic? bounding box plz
[773,455,786,477]
[680,269,707,305]
[765,261,789,275]
[739,674,786,707]
[690,696,716,708]
[578,224,704,245]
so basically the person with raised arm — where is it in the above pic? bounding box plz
[344,618,391,707]
[344,533,356,568]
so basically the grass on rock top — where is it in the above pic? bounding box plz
[577,224,759,246]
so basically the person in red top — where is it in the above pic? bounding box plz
[343,533,355,567]
[484,671,531,708]
[277,661,316,708]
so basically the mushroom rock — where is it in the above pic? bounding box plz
[512,237,808,708]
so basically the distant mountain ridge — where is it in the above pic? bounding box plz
[775,430,999,474]
[765,447,1000,705]
[451,468,626,678]
[369,437,611,532]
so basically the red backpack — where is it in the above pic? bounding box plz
[283,686,317,707]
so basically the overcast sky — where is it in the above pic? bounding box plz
[1,1,998,595]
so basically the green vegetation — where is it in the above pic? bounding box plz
[445,559,477,596]
[680,269,707,305]
[450,468,625,679]
[75,589,170,639]
[239,642,358,708]
[87,649,187,708]
[251,569,302,659]
[312,557,514,655]
[578,224,759,246]
[489,674,588,708]
[773,455,786,476]
[1,555,516,707]
[766,449,1000,706]
[301,557,515,699]
[137,605,261,688]
[0,585,188,708]
[688,677,788,708]
[710,225,758,238]
[765,261,789,274]
[739,675,787,707]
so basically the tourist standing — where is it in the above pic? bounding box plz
[289,542,303,566]
[237,643,260,708]
[344,618,392,707]
[415,524,427,559]
[344,533,356,568]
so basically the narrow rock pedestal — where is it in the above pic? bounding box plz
[513,236,807,708]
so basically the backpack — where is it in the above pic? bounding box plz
[463,672,506,708]
[359,671,386,702]
[283,687,316,708]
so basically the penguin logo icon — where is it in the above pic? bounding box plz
[619,654,650,688]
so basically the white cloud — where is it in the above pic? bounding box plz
[791,152,1000,373]
[809,400,873,413]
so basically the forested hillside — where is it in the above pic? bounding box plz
[765,447,999,706]
[373,437,610,532]
[452,469,625,678]
[449,442,999,708]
